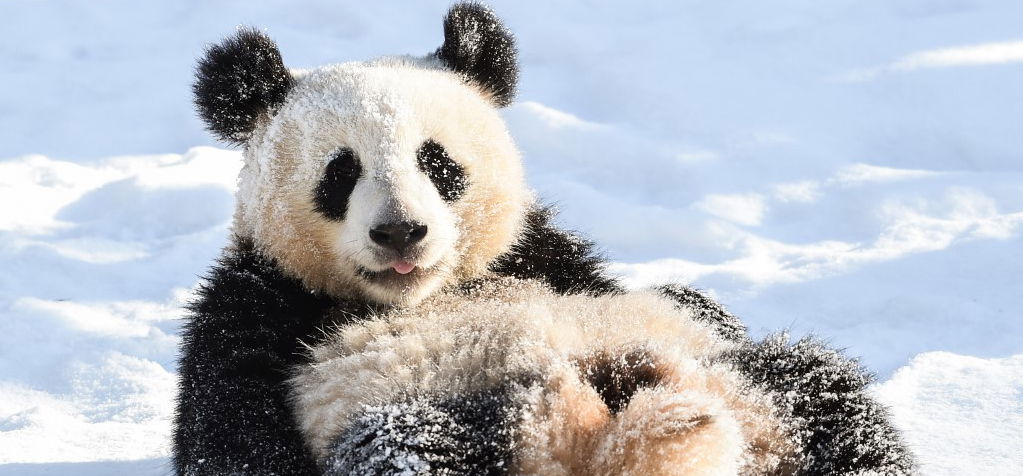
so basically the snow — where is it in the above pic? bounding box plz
[844,40,1023,81]
[1,0,1020,474]
[875,353,1023,476]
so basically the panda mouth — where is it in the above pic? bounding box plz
[356,263,428,284]
[391,261,417,274]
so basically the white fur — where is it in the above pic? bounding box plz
[235,56,530,304]
[290,279,794,474]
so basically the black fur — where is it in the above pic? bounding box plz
[172,238,376,476]
[324,388,518,476]
[579,349,663,414]
[436,3,519,107]
[194,28,294,145]
[727,334,916,475]
[657,284,748,341]
[490,206,624,295]
[417,140,468,202]
[314,148,362,221]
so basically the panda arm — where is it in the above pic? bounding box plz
[490,206,623,295]
[728,334,916,474]
[490,206,747,341]
[173,240,336,475]
[323,388,517,476]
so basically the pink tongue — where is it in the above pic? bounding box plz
[392,261,416,275]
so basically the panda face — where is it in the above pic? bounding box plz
[196,5,524,304]
[236,62,528,304]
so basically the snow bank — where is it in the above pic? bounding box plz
[875,352,1023,476]
[0,150,240,471]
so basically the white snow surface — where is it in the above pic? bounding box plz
[0,1,1020,474]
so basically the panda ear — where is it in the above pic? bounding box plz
[436,3,519,107]
[194,27,294,145]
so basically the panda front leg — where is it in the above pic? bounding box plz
[323,387,518,476]
[727,334,916,474]
[654,284,916,473]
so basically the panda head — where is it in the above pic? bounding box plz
[195,4,529,304]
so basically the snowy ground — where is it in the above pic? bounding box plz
[1,1,1021,475]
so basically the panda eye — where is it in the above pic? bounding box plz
[313,148,361,221]
[416,140,467,202]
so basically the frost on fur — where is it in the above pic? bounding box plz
[193,27,293,144]
[291,278,796,475]
[436,2,519,107]
[727,334,916,475]
[657,284,747,342]
[290,278,917,475]
[325,388,518,476]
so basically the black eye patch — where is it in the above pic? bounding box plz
[416,140,467,202]
[314,147,361,221]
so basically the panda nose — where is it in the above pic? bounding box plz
[369,222,428,252]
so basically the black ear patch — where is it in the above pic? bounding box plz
[417,140,468,202]
[314,148,362,221]
[436,3,519,107]
[194,28,294,145]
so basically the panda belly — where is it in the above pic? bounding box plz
[289,279,794,475]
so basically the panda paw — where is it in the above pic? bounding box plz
[323,389,516,476]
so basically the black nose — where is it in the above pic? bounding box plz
[369,222,428,251]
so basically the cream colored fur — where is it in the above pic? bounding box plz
[234,56,529,304]
[289,279,794,474]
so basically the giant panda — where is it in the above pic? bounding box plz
[173,3,915,475]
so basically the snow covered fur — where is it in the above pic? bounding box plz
[290,279,797,475]
[174,3,914,475]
